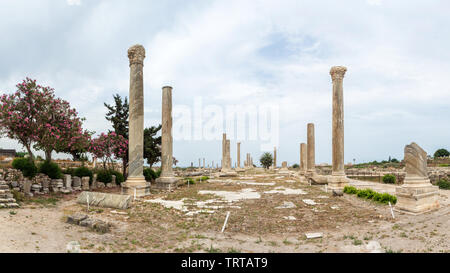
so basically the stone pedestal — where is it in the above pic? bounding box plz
[81,177,90,191]
[155,86,179,190]
[395,143,440,214]
[278,161,289,174]
[122,44,151,196]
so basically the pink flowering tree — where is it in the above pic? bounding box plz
[0,78,92,162]
[89,132,128,170]
[0,78,54,163]
[31,89,89,161]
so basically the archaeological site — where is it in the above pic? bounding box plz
[0,1,448,269]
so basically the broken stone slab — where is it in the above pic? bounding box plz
[67,213,111,233]
[302,199,317,205]
[366,241,383,253]
[77,191,132,210]
[66,213,88,225]
[283,216,297,220]
[275,201,296,209]
[66,241,81,253]
[305,232,323,239]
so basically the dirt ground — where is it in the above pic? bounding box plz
[1,171,449,253]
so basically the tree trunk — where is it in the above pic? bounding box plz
[25,145,34,164]
[45,150,52,161]
[122,160,127,179]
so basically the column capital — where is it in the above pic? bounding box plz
[128,45,146,66]
[330,66,347,81]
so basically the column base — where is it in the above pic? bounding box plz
[121,176,151,197]
[395,183,440,215]
[306,171,328,185]
[219,170,238,177]
[328,174,349,194]
[154,176,180,190]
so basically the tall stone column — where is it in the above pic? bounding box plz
[226,139,231,169]
[221,133,227,171]
[306,123,315,176]
[237,142,241,169]
[122,44,150,196]
[329,66,349,192]
[155,86,179,190]
[300,143,307,175]
[273,147,277,168]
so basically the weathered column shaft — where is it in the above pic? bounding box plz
[226,139,231,169]
[274,147,277,168]
[237,142,241,168]
[160,86,174,177]
[128,45,146,178]
[331,66,347,176]
[300,143,307,174]
[307,123,315,172]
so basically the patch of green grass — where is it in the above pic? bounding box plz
[9,211,17,215]
[353,239,362,246]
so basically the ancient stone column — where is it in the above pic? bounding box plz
[237,142,241,169]
[273,147,277,168]
[122,45,150,196]
[221,133,227,171]
[300,143,307,175]
[155,86,179,190]
[306,123,315,175]
[395,143,440,214]
[329,66,349,192]
[226,139,231,169]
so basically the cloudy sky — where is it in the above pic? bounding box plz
[0,0,449,167]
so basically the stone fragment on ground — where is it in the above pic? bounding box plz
[302,199,317,205]
[66,213,111,233]
[275,201,296,209]
[283,216,297,220]
[66,241,81,253]
[77,191,132,209]
[305,232,323,239]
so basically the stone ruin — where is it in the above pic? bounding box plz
[395,142,440,214]
[0,179,19,208]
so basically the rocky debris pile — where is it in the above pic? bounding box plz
[66,213,111,233]
[0,179,19,208]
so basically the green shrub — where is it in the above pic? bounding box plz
[292,164,299,168]
[344,186,397,204]
[343,186,358,194]
[63,168,76,176]
[110,170,125,184]
[196,176,209,182]
[382,174,396,184]
[73,166,93,182]
[143,168,161,181]
[12,158,37,178]
[38,161,62,179]
[96,169,112,183]
[185,178,195,185]
[437,179,450,190]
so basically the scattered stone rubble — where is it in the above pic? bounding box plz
[0,179,19,208]
[66,213,111,233]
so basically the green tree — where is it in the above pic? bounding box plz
[144,125,162,168]
[104,94,129,178]
[434,148,450,158]
[260,152,273,169]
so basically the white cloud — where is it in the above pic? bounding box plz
[0,0,449,165]
[67,0,81,5]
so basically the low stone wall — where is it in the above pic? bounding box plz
[345,167,450,185]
